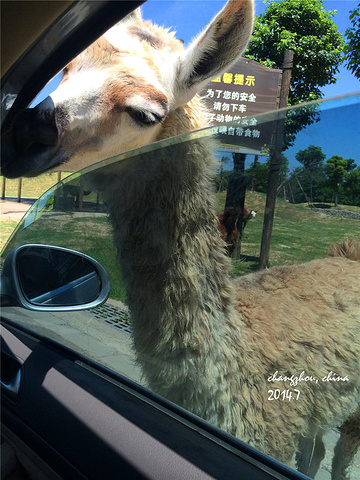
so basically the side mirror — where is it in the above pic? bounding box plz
[0,245,110,311]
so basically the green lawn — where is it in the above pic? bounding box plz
[216,190,360,276]
[1,172,73,250]
[2,184,359,302]
[0,220,18,250]
[1,172,72,199]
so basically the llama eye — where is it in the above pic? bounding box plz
[127,108,162,126]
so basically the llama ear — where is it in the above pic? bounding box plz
[175,0,254,106]
[123,7,142,22]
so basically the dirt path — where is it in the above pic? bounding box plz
[0,199,34,222]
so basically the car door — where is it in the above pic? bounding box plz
[1,131,310,480]
[2,307,307,480]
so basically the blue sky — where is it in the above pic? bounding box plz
[35,0,360,103]
[33,0,359,170]
[141,0,360,99]
[141,0,360,170]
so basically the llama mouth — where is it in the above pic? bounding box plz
[1,139,67,178]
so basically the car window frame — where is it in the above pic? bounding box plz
[1,0,145,131]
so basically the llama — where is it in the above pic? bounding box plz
[243,209,256,229]
[2,2,360,478]
[218,207,256,255]
[218,212,239,255]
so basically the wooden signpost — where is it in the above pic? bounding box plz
[202,52,293,266]
[201,57,282,154]
[259,50,294,269]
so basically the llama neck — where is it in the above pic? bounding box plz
[100,109,238,396]
[156,96,210,140]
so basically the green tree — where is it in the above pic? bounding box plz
[295,145,326,202]
[285,166,331,204]
[325,155,353,207]
[245,155,289,194]
[245,162,269,193]
[344,4,360,79]
[246,0,345,104]
[216,157,231,192]
[339,166,360,206]
[245,0,345,148]
[216,168,232,192]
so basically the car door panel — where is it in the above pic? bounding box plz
[1,320,308,480]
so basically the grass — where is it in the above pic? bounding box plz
[0,220,18,250]
[0,171,75,250]
[1,172,72,199]
[2,179,359,301]
[226,191,360,275]
[2,211,127,302]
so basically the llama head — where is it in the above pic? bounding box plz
[1,0,254,178]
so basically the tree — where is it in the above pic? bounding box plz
[344,4,360,79]
[245,162,269,193]
[339,166,360,206]
[284,166,331,204]
[245,0,345,148]
[246,0,345,104]
[216,157,231,192]
[245,155,289,194]
[295,145,326,202]
[250,155,259,191]
[325,155,353,207]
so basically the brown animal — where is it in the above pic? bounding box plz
[218,207,256,255]
[2,2,359,478]
[218,217,238,255]
[217,207,253,255]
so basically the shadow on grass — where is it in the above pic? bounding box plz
[239,254,259,265]
[232,254,260,275]
[311,203,332,209]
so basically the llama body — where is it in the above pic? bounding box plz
[2,1,360,477]
[99,144,360,468]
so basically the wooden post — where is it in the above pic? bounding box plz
[250,155,259,191]
[57,170,62,182]
[289,180,295,203]
[1,176,6,200]
[79,178,84,212]
[225,153,247,259]
[17,178,23,203]
[296,177,311,205]
[259,50,293,269]
[225,153,247,210]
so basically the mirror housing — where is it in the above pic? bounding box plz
[0,245,111,311]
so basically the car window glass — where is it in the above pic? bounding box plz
[1,94,360,477]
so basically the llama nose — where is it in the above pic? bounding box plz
[14,98,59,154]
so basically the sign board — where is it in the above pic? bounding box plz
[201,58,282,154]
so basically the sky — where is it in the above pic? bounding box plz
[35,0,360,103]
[33,0,359,170]
[143,0,360,170]
[141,0,360,99]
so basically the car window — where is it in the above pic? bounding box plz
[2,93,360,478]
